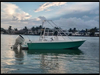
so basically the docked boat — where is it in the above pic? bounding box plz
[27,20,86,50]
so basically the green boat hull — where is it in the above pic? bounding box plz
[27,40,85,50]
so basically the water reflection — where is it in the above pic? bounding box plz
[27,49,83,73]
[27,48,83,55]
[12,48,24,65]
[1,34,99,73]
[40,53,60,73]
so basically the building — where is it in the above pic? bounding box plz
[79,30,86,36]
[28,29,34,34]
[95,32,99,37]
[72,32,81,36]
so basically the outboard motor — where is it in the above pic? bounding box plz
[12,35,25,49]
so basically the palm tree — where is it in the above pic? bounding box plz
[85,29,88,32]
[14,28,18,31]
[73,28,77,33]
[39,25,42,29]
[89,28,95,36]
[31,26,35,31]
[94,27,98,32]
[8,26,12,34]
[23,26,28,34]
[69,28,73,32]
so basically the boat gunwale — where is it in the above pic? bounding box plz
[27,39,86,43]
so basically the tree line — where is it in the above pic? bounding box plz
[1,25,99,36]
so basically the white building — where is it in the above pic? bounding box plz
[95,32,99,36]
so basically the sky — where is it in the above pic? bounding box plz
[1,2,99,30]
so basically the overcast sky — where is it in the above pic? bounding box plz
[1,2,99,30]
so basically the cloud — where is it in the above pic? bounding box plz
[1,3,46,29]
[45,9,51,11]
[1,2,18,15]
[90,10,99,14]
[1,15,99,30]
[1,2,99,30]
[1,18,41,29]
[93,16,99,20]
[82,15,89,19]
[1,2,34,29]
[38,16,47,21]
[34,2,67,12]
[1,2,32,21]
[53,17,99,30]
[57,2,99,16]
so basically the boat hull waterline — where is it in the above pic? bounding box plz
[27,40,85,50]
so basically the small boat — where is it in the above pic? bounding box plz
[27,20,86,50]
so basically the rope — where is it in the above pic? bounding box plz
[51,20,73,41]
[47,20,66,40]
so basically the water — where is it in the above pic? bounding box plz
[1,34,99,74]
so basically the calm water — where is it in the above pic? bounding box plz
[1,34,99,74]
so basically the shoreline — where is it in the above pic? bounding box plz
[1,34,99,37]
